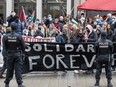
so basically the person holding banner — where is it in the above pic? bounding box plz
[94,31,113,87]
[84,24,98,74]
[2,22,25,87]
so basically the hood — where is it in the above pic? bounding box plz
[86,24,93,35]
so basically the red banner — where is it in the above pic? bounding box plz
[23,36,56,42]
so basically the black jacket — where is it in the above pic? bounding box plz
[2,31,25,56]
[95,33,113,61]
[111,29,116,42]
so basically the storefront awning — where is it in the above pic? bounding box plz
[77,0,116,11]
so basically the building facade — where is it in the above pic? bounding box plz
[0,0,85,22]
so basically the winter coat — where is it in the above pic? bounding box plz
[111,29,116,42]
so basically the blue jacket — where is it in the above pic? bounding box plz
[56,35,65,43]
[16,21,24,35]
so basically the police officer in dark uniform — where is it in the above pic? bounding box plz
[94,31,113,87]
[2,22,25,87]
[0,27,12,78]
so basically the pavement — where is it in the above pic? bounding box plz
[0,71,116,87]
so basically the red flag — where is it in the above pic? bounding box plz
[19,6,27,22]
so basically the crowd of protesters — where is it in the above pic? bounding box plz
[0,11,115,44]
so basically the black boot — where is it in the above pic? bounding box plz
[107,80,113,87]
[94,80,100,87]
[5,84,9,87]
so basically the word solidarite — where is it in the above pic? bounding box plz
[25,43,95,53]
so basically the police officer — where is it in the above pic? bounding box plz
[2,22,25,87]
[0,27,12,78]
[94,31,113,87]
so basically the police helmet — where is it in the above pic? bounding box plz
[10,22,17,30]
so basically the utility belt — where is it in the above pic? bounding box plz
[8,50,22,54]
